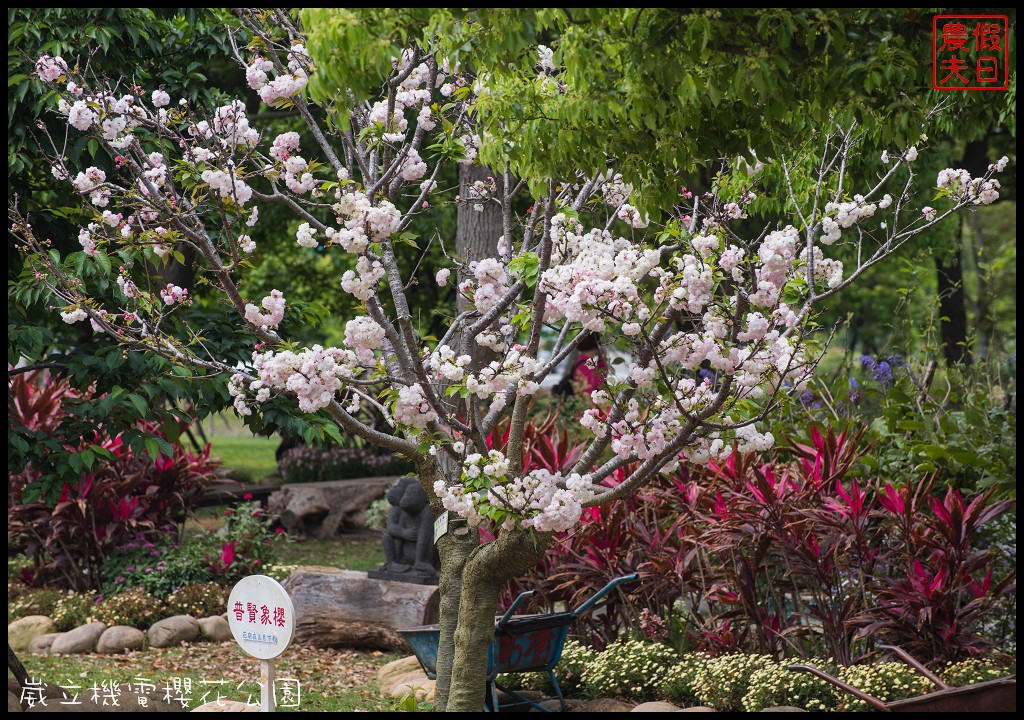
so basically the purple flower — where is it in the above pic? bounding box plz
[125,565,136,572]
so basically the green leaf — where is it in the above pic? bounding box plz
[127,393,147,416]
[145,437,160,461]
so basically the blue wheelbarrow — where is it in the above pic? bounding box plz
[399,573,639,711]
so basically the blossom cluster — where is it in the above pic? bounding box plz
[245,45,310,106]
[244,290,286,329]
[432,448,596,531]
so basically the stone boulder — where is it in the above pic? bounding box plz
[632,701,683,712]
[759,707,807,712]
[26,633,62,656]
[8,616,56,652]
[377,655,424,689]
[197,616,233,642]
[50,622,106,655]
[96,626,145,654]
[268,476,396,539]
[9,691,22,712]
[574,698,635,712]
[148,615,200,648]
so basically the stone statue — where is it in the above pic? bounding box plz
[368,476,439,585]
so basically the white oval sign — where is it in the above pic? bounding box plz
[227,575,295,659]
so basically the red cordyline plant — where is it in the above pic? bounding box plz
[507,423,1014,664]
[9,370,224,591]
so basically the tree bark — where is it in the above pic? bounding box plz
[446,527,551,712]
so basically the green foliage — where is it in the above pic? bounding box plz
[836,662,933,711]
[580,639,680,701]
[93,587,161,629]
[785,354,1016,496]
[693,653,775,710]
[101,533,214,600]
[306,9,1015,209]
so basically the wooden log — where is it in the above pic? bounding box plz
[282,569,438,651]
[268,477,397,539]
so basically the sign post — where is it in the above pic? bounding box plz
[227,575,295,712]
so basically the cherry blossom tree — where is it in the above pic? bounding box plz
[11,11,1008,711]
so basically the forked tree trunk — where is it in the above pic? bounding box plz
[446,527,552,711]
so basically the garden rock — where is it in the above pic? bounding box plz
[8,616,56,652]
[96,625,145,654]
[197,616,233,642]
[676,708,717,712]
[759,708,807,712]
[388,675,434,702]
[50,622,106,655]
[148,615,200,648]
[191,700,260,712]
[632,701,683,712]
[9,691,23,712]
[376,655,423,688]
[283,569,436,650]
[27,633,62,655]
[268,476,395,539]
[574,698,634,712]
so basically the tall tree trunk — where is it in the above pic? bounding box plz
[456,163,504,299]
[968,206,993,362]
[936,242,971,367]
[432,162,505,711]
[936,138,989,367]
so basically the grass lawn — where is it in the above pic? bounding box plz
[206,435,279,484]
[276,534,385,573]
[201,412,280,484]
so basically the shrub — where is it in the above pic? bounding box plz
[836,662,933,711]
[9,370,224,592]
[940,658,1011,686]
[52,591,98,631]
[8,587,63,622]
[93,587,160,629]
[552,639,597,695]
[278,445,414,483]
[742,659,839,712]
[264,563,299,582]
[509,424,1014,663]
[165,583,229,618]
[99,503,284,598]
[660,652,710,706]
[580,639,680,701]
[101,529,211,599]
[693,653,775,711]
